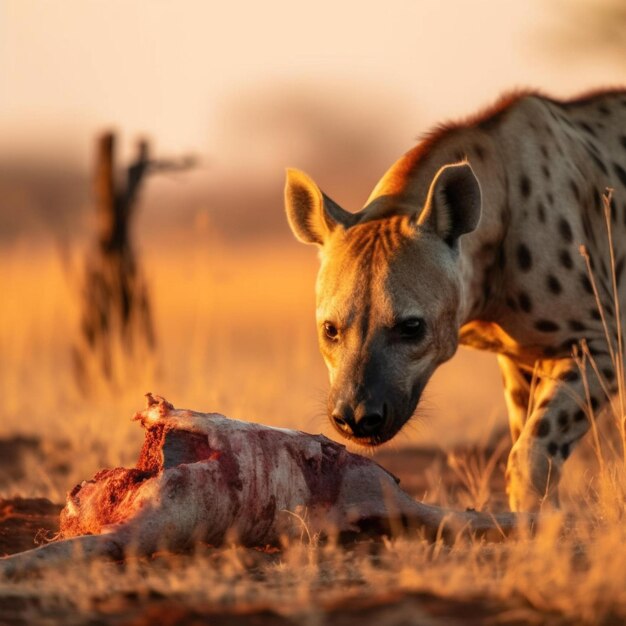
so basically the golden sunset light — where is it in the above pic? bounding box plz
[2,1,626,624]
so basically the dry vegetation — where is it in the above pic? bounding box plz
[2,211,626,624]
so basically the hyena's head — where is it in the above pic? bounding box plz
[285,163,481,445]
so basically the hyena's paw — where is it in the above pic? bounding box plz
[506,439,560,512]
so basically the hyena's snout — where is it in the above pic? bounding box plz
[329,396,389,442]
[327,369,426,445]
[327,359,409,444]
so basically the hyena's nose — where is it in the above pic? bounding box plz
[331,403,387,438]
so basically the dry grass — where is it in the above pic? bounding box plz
[2,211,626,624]
[0,234,504,499]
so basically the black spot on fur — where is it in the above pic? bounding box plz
[590,397,599,411]
[580,274,594,295]
[598,104,610,116]
[540,145,548,158]
[517,244,532,271]
[569,179,580,201]
[614,162,626,188]
[593,192,602,214]
[535,419,551,438]
[535,319,560,332]
[547,274,562,295]
[602,367,615,381]
[547,192,554,206]
[568,320,586,332]
[518,291,533,313]
[519,174,531,199]
[558,217,573,243]
[574,409,587,422]
[547,441,559,456]
[560,338,578,353]
[590,309,602,321]
[561,443,570,459]
[560,249,573,270]
[505,296,518,311]
[578,121,596,136]
[621,135,626,150]
[542,165,551,180]
[590,347,611,358]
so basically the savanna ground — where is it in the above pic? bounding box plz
[3,218,626,626]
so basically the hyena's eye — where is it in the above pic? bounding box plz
[323,322,339,341]
[394,317,426,342]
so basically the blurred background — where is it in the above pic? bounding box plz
[1,0,626,498]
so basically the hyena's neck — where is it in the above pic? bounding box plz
[364,125,510,325]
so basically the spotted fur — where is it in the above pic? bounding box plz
[285,88,626,512]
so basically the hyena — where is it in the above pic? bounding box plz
[284,89,626,511]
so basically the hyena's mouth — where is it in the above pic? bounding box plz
[340,420,407,447]
[358,386,424,447]
[330,409,414,448]
[329,384,425,447]
[350,432,397,447]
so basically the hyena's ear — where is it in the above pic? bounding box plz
[284,169,356,246]
[418,162,482,246]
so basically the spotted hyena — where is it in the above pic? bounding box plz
[284,89,626,512]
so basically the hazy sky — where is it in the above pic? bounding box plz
[1,0,625,188]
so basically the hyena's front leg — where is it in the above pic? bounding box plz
[498,354,533,443]
[506,348,615,512]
